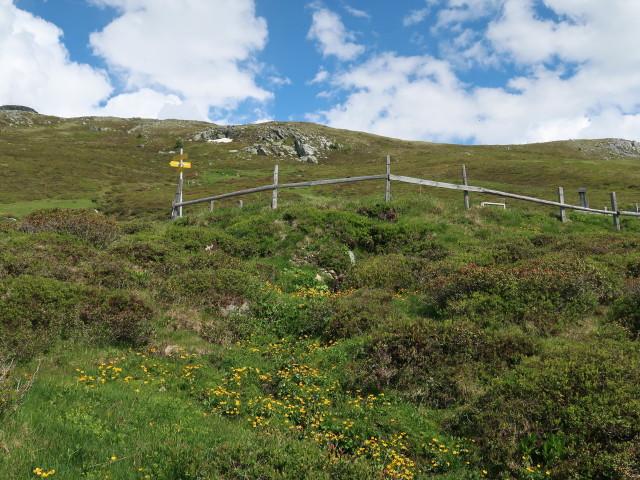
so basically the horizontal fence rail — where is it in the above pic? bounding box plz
[171,157,638,230]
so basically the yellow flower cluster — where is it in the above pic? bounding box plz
[204,337,420,479]
[32,468,55,477]
[75,348,202,391]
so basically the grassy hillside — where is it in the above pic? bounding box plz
[1,112,639,480]
[2,111,639,219]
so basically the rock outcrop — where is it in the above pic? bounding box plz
[193,123,336,164]
[573,139,640,159]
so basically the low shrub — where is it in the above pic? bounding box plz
[345,254,424,292]
[87,260,150,289]
[345,318,537,408]
[0,232,93,282]
[421,255,618,332]
[160,268,254,310]
[109,238,173,266]
[80,290,154,344]
[164,225,263,257]
[0,276,82,359]
[327,288,394,339]
[313,240,354,274]
[608,279,640,339]
[453,340,640,479]
[19,208,120,247]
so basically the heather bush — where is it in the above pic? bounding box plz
[109,238,173,266]
[608,279,640,339]
[421,255,617,332]
[312,240,354,274]
[345,254,424,292]
[160,268,254,310]
[87,259,150,289]
[79,290,154,344]
[327,288,394,339]
[0,276,82,359]
[345,318,537,407]
[0,231,93,281]
[453,340,640,479]
[164,225,263,257]
[19,208,120,247]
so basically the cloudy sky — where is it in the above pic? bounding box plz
[2,0,640,144]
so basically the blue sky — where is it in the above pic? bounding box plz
[3,0,640,144]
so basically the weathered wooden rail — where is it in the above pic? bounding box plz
[171,157,639,230]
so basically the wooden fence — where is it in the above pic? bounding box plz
[171,156,640,230]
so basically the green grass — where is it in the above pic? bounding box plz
[0,198,96,218]
[1,113,640,479]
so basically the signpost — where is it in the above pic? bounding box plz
[170,150,190,219]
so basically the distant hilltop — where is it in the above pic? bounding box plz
[0,105,38,113]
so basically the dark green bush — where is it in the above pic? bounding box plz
[0,276,82,359]
[160,268,253,310]
[313,240,354,274]
[346,254,424,292]
[327,288,394,339]
[608,279,640,338]
[164,225,263,257]
[87,260,149,289]
[453,341,640,479]
[422,255,617,332]
[110,239,173,266]
[625,255,640,277]
[19,208,120,247]
[80,290,154,344]
[345,318,537,408]
[0,232,93,281]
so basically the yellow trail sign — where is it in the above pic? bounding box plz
[170,161,191,168]
[173,153,188,162]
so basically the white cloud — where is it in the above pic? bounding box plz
[89,0,271,119]
[313,0,640,144]
[344,5,370,19]
[0,0,271,121]
[308,69,329,84]
[307,4,364,61]
[98,88,197,119]
[403,8,429,26]
[0,0,112,116]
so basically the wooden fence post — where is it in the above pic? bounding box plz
[635,203,639,213]
[611,192,620,230]
[272,164,279,209]
[385,156,391,202]
[578,188,588,208]
[209,200,214,212]
[238,200,243,208]
[462,165,470,210]
[558,187,567,222]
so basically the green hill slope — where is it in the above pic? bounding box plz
[1,112,639,480]
[2,111,639,219]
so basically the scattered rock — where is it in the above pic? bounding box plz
[294,139,316,157]
[0,110,35,127]
[193,123,336,163]
[572,138,640,159]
